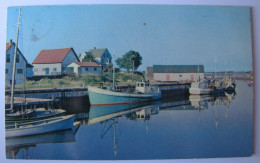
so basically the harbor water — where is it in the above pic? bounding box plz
[6,80,253,160]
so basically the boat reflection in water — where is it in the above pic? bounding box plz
[88,101,161,156]
[6,128,77,159]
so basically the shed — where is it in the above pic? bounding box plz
[152,65,204,82]
[66,62,101,75]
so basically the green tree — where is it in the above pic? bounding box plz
[115,50,142,72]
[82,53,95,62]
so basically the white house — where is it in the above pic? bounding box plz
[66,62,101,75]
[149,65,204,82]
[88,48,112,70]
[5,40,28,85]
[32,48,79,76]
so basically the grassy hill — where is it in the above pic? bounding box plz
[9,71,144,90]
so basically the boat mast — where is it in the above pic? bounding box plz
[11,7,21,111]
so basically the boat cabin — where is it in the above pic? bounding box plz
[136,81,153,93]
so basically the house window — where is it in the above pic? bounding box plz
[5,69,9,74]
[94,68,97,71]
[34,68,38,72]
[17,69,23,74]
[16,54,19,63]
[85,68,88,71]
[179,74,182,77]
[6,54,10,63]
[53,68,57,72]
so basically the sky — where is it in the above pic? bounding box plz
[6,5,253,72]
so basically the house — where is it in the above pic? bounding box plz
[66,62,101,75]
[5,40,28,85]
[79,52,92,62]
[147,65,204,82]
[88,47,112,70]
[26,63,34,78]
[32,48,79,76]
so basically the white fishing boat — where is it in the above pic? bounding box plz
[189,79,224,95]
[189,80,213,95]
[5,114,75,138]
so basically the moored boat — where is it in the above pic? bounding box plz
[189,79,224,95]
[189,80,213,95]
[88,81,161,106]
[5,114,75,138]
[6,108,66,122]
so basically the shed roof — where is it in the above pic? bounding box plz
[153,65,204,73]
[74,62,100,67]
[33,48,75,64]
[88,48,107,58]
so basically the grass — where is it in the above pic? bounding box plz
[8,71,144,90]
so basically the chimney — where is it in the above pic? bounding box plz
[9,39,12,43]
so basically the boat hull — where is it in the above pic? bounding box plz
[5,115,75,138]
[189,88,213,95]
[88,87,161,106]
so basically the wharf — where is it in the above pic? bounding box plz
[5,88,88,95]
[5,97,60,110]
[5,88,88,99]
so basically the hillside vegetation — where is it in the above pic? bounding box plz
[9,71,144,90]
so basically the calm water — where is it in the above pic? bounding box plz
[6,80,253,160]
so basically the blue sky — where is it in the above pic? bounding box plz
[6,5,253,72]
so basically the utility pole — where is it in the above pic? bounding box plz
[11,7,21,111]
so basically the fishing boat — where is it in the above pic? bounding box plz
[5,114,75,138]
[5,108,66,126]
[88,81,161,106]
[189,79,224,95]
[6,109,34,120]
[189,80,213,95]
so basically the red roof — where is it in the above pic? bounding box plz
[6,42,13,51]
[33,48,72,64]
[74,62,100,67]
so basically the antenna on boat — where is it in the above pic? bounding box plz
[11,7,21,111]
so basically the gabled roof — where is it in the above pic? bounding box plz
[74,62,100,67]
[88,48,107,58]
[33,48,76,64]
[26,63,34,68]
[6,41,28,63]
[153,65,204,73]
[6,42,13,52]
